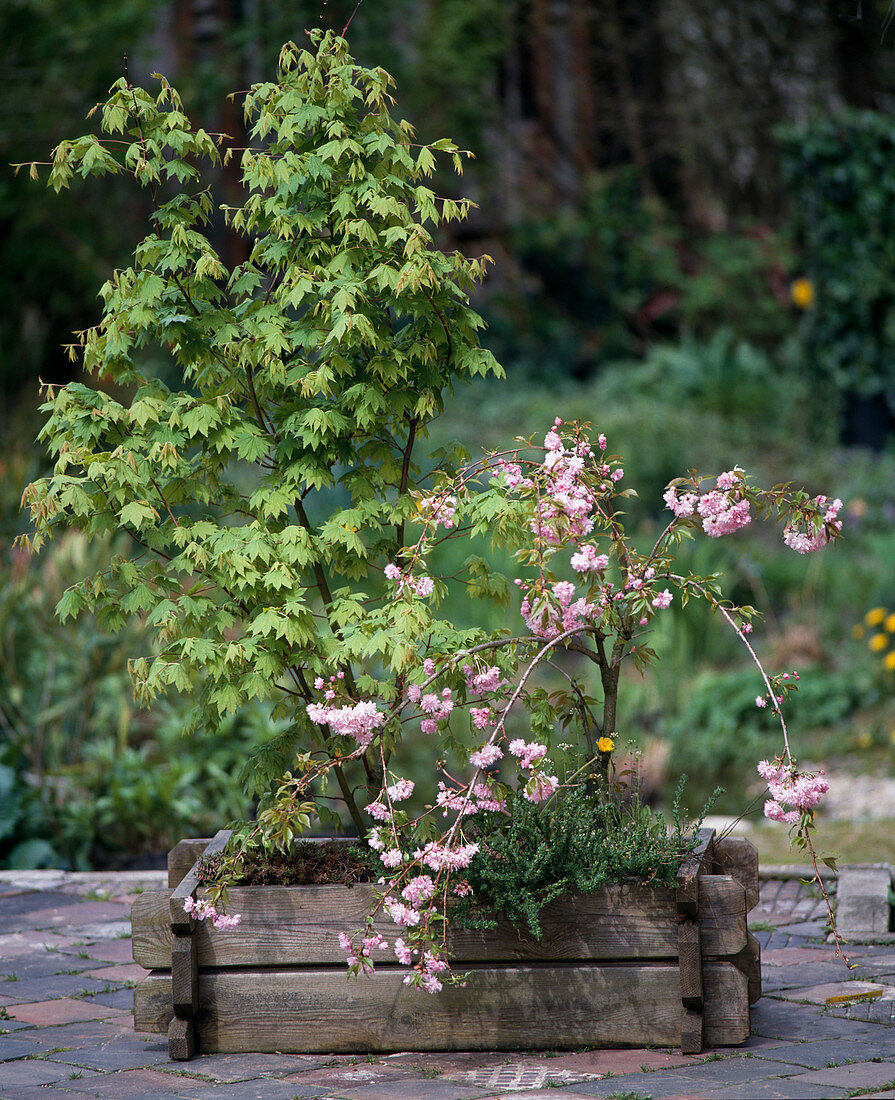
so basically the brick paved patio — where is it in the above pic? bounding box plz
[1,866,894,1099]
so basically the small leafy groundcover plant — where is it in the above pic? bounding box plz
[21,30,844,991]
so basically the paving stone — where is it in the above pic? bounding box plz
[756,1037,895,1069]
[751,996,884,1040]
[0,931,83,956]
[23,1019,140,1046]
[560,1072,707,1096]
[827,997,895,1024]
[12,901,131,932]
[177,1079,340,1100]
[519,1047,706,1075]
[0,1017,36,1032]
[156,1050,316,1081]
[771,919,829,936]
[791,1059,895,1090]
[657,1054,816,1088]
[79,987,136,1012]
[82,963,147,983]
[0,952,97,982]
[59,1068,218,1096]
[494,1093,599,1100]
[276,1064,413,1090]
[6,997,127,1025]
[69,921,133,941]
[0,973,128,1004]
[45,1038,171,1071]
[0,1032,47,1061]
[329,1081,488,1100]
[693,1080,849,1098]
[838,867,892,936]
[0,1089,85,1100]
[62,939,135,966]
[0,1057,75,1089]
[763,946,834,965]
[0,892,76,919]
[777,978,895,1006]
[762,962,851,991]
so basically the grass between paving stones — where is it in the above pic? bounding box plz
[847,1082,895,1098]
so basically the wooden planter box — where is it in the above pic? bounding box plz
[132,828,761,1060]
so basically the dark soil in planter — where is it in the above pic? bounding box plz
[196,840,375,887]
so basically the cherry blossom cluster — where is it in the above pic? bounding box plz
[757,758,830,825]
[664,469,752,538]
[384,562,435,598]
[406,682,455,734]
[306,697,386,747]
[519,579,602,640]
[338,930,388,972]
[783,496,843,554]
[418,493,457,529]
[182,895,242,930]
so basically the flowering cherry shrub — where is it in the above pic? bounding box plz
[18,31,845,993]
[287,419,843,990]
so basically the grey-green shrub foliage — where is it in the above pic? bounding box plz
[21,30,502,834]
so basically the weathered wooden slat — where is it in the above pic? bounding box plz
[169,830,230,931]
[680,1006,704,1055]
[678,919,703,1010]
[168,840,212,890]
[133,876,747,970]
[713,836,760,913]
[133,961,748,1052]
[729,930,762,1005]
[171,932,198,1018]
[135,970,178,1034]
[167,1016,195,1060]
[675,827,716,917]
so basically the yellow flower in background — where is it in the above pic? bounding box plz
[853,624,866,640]
[597,737,614,753]
[890,730,895,745]
[885,651,895,671]
[886,613,895,633]
[866,607,887,627]
[857,731,872,749]
[791,277,815,309]
[870,633,889,652]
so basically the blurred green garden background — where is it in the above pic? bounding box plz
[3,0,895,869]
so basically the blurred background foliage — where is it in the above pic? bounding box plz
[4,0,895,867]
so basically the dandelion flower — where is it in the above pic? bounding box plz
[791,277,815,309]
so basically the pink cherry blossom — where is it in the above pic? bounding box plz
[508,738,547,768]
[306,700,386,747]
[470,742,502,767]
[401,874,436,907]
[384,897,421,926]
[524,773,559,803]
[387,778,414,802]
[570,544,609,574]
[393,938,414,964]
